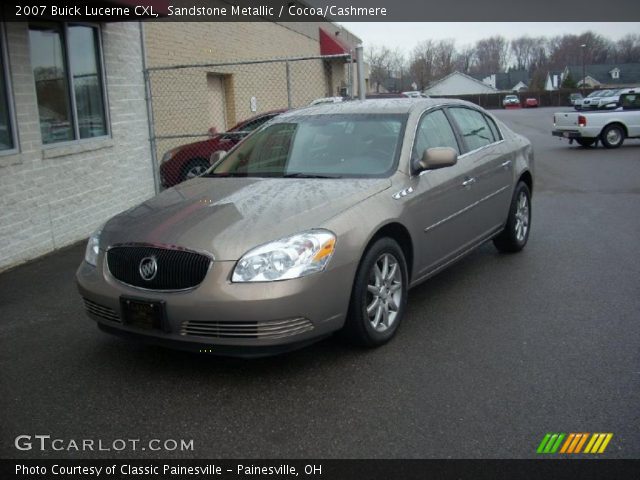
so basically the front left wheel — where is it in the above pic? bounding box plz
[343,238,408,347]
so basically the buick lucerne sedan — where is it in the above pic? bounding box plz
[77,99,534,357]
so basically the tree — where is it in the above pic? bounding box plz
[474,36,509,74]
[561,72,577,89]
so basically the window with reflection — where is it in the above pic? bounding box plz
[29,23,107,144]
[0,28,15,152]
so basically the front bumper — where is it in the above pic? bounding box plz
[77,255,355,356]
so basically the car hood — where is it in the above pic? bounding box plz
[102,176,391,260]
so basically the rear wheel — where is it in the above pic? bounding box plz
[343,238,408,347]
[493,182,531,253]
[576,138,596,148]
[600,124,625,149]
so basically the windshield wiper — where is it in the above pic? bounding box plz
[282,173,342,179]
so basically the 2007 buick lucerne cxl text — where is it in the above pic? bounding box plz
[77,99,534,357]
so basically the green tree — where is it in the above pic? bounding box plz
[561,72,577,89]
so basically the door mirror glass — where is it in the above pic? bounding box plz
[419,147,457,171]
[210,150,227,166]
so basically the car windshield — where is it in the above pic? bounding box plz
[587,91,602,97]
[207,113,406,178]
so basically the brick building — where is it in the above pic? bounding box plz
[0,20,361,271]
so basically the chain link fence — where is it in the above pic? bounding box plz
[145,54,353,190]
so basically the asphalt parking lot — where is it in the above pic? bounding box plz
[1,107,639,459]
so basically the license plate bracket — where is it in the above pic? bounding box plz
[120,297,167,332]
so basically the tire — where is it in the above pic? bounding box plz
[181,158,210,183]
[600,124,625,149]
[493,182,531,253]
[576,138,597,148]
[342,238,408,347]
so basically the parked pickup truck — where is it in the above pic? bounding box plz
[552,92,640,148]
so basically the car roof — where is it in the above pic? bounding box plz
[279,98,475,117]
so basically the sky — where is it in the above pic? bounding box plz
[340,22,640,52]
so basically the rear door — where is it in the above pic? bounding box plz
[446,106,513,240]
[404,108,479,278]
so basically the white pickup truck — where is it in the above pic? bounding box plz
[552,92,640,148]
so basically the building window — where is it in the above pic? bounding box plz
[0,24,17,153]
[29,23,108,145]
[611,69,620,80]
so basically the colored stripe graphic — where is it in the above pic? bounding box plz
[537,433,565,454]
[538,433,613,454]
[585,433,614,454]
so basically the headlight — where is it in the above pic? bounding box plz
[161,148,178,164]
[84,227,102,266]
[232,230,336,282]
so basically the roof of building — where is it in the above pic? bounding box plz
[565,63,640,85]
[425,71,497,95]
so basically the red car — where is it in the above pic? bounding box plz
[524,98,539,108]
[160,110,286,188]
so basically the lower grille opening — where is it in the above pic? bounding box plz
[83,298,121,323]
[180,318,313,339]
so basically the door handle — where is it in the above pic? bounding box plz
[462,177,476,188]
[501,160,512,169]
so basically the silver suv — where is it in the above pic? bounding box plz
[77,99,534,356]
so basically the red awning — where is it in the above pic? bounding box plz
[319,28,351,55]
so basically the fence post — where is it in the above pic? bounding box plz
[355,44,365,100]
[285,61,292,109]
[140,22,160,194]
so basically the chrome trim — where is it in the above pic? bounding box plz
[457,140,505,160]
[424,185,510,233]
[392,186,414,199]
[104,243,214,293]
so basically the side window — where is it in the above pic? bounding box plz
[0,23,17,153]
[448,108,495,152]
[412,109,460,163]
[243,114,275,132]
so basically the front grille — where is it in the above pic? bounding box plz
[107,245,211,290]
[83,298,121,323]
[180,318,314,339]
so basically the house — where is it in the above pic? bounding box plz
[563,63,640,88]
[424,71,497,96]
[0,16,362,271]
[545,71,564,91]
[480,69,530,92]
[545,63,640,90]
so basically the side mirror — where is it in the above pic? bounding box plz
[209,150,227,166]
[417,147,458,172]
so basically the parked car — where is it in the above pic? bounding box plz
[159,110,286,188]
[575,90,605,110]
[524,98,539,108]
[552,92,640,148]
[594,89,623,109]
[503,95,521,107]
[77,99,534,356]
[569,93,583,108]
[580,89,616,110]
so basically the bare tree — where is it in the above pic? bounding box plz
[511,36,539,70]
[408,40,437,90]
[474,36,509,74]
[433,39,456,78]
[454,45,475,74]
[615,34,640,63]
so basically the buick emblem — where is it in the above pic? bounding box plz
[139,256,158,281]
